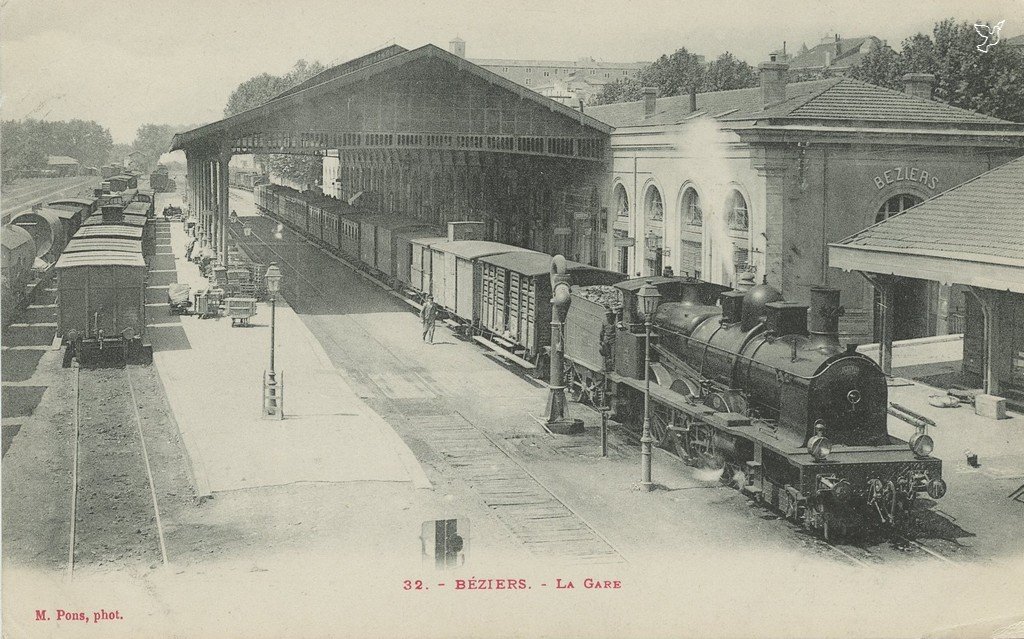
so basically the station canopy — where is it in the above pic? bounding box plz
[829,155,1024,293]
[171,44,612,161]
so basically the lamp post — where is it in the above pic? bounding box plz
[263,262,284,419]
[637,280,662,491]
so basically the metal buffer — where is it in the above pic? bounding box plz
[541,255,584,435]
[263,262,284,419]
[637,280,662,491]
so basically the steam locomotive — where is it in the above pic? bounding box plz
[564,277,947,539]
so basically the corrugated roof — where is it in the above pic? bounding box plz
[478,251,601,276]
[587,76,1015,129]
[56,251,146,269]
[73,226,144,239]
[833,155,1024,265]
[65,238,142,253]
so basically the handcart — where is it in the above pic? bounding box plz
[168,283,192,315]
[225,297,258,327]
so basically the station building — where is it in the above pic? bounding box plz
[584,64,1024,342]
[831,155,1024,404]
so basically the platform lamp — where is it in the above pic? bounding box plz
[263,262,284,419]
[637,280,662,491]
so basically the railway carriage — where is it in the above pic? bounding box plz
[478,252,624,363]
[49,196,100,220]
[427,240,530,326]
[394,228,446,289]
[408,235,449,295]
[56,243,149,365]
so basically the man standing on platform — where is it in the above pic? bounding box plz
[421,296,438,344]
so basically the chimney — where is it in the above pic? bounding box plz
[824,51,832,67]
[642,87,658,117]
[902,73,935,100]
[689,86,697,113]
[759,60,789,107]
[449,37,466,59]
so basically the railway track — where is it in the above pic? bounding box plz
[68,364,168,577]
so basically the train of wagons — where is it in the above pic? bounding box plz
[253,182,947,540]
[1,181,157,363]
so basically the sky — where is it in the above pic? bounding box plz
[1,0,1021,143]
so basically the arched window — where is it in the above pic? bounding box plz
[644,186,664,223]
[876,193,922,223]
[726,190,748,230]
[682,187,702,225]
[613,183,629,218]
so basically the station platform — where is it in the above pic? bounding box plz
[147,220,430,495]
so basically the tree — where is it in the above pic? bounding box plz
[848,45,905,90]
[640,47,706,98]
[130,123,179,173]
[849,19,1024,122]
[594,77,643,105]
[594,48,757,105]
[223,60,327,183]
[701,52,758,92]
[1,118,114,172]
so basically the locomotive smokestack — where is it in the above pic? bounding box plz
[808,286,844,343]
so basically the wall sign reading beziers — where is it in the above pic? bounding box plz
[873,167,938,190]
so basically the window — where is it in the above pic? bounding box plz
[876,193,923,223]
[623,70,628,76]
[682,187,702,225]
[726,190,748,230]
[645,186,664,223]
[604,72,610,77]
[525,78,532,86]
[544,71,549,76]
[614,183,629,218]
[503,67,508,72]
[526,67,532,72]
[590,69,596,75]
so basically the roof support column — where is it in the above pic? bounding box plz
[217,151,231,266]
[858,272,894,376]
[968,287,1001,395]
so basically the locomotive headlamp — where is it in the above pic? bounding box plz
[67,329,80,342]
[637,281,662,320]
[909,432,934,458]
[926,477,947,500]
[121,327,136,340]
[807,420,832,462]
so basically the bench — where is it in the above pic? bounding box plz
[473,336,536,369]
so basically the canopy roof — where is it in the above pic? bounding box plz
[172,43,611,154]
[829,155,1024,293]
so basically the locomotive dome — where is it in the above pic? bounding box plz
[741,282,783,330]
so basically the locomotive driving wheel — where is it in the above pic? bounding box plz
[670,418,717,466]
[649,402,673,448]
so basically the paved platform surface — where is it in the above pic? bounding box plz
[148,220,429,494]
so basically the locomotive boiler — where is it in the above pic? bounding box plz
[644,282,947,538]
